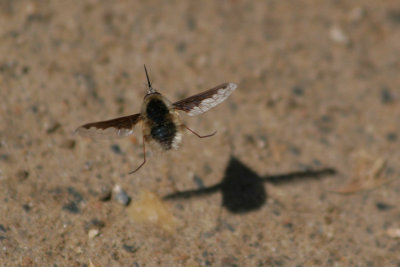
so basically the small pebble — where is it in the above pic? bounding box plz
[291,86,304,96]
[123,244,139,253]
[22,204,31,212]
[21,65,30,74]
[203,164,212,175]
[111,144,122,155]
[193,175,204,189]
[61,139,76,149]
[289,146,301,156]
[330,26,349,45]
[388,11,400,24]
[0,154,10,162]
[175,42,186,53]
[30,105,39,113]
[375,202,394,211]
[62,201,80,214]
[381,87,394,104]
[221,221,235,232]
[244,134,255,145]
[98,188,112,202]
[257,135,268,149]
[284,222,294,230]
[329,26,349,44]
[349,7,365,22]
[16,170,29,181]
[312,159,322,166]
[113,184,131,206]
[386,132,397,142]
[89,219,105,229]
[88,228,100,239]
[386,228,400,238]
[46,121,61,134]
[186,16,196,30]
[84,161,93,171]
[89,182,112,201]
[202,231,216,239]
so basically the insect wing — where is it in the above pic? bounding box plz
[173,83,237,116]
[75,113,141,139]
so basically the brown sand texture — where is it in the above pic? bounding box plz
[1,1,400,266]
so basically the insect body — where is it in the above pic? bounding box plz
[75,66,237,173]
[141,91,182,150]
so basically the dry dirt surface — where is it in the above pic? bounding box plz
[1,1,400,266]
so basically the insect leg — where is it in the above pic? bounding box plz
[129,136,147,174]
[184,125,217,138]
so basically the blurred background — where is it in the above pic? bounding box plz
[1,0,399,266]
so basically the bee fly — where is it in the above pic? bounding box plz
[75,65,237,174]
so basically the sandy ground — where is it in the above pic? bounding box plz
[1,0,400,266]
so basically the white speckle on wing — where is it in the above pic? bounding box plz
[188,106,203,116]
[187,83,237,116]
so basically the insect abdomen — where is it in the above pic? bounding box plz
[150,122,177,150]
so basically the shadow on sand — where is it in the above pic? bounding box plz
[163,156,336,213]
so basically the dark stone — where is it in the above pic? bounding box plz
[176,42,186,52]
[90,219,105,228]
[386,132,397,142]
[46,122,61,134]
[110,144,122,154]
[16,170,29,181]
[388,10,400,24]
[62,202,80,214]
[123,244,138,253]
[292,86,304,96]
[22,204,31,212]
[98,188,112,202]
[220,221,235,232]
[289,146,301,156]
[60,139,76,149]
[376,202,394,211]
[30,105,39,113]
[186,16,197,30]
[381,87,394,104]
[22,66,30,74]
[113,186,131,206]
[284,222,294,230]
[0,154,10,162]
[193,175,204,189]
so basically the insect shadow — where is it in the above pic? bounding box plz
[163,156,336,213]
